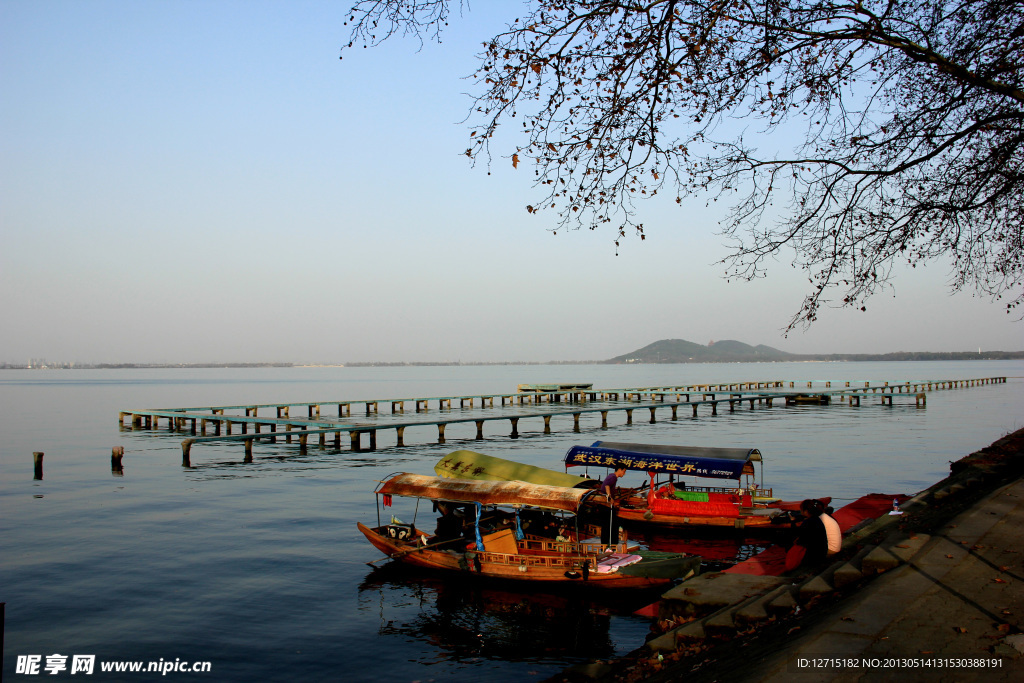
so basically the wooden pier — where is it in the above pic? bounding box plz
[115,377,1007,466]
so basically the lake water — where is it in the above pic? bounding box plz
[2,361,1022,681]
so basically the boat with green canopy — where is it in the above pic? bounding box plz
[358,472,700,588]
[434,449,599,488]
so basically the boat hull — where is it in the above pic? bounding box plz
[358,523,697,588]
[613,498,830,532]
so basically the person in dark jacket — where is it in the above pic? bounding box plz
[794,498,829,566]
[601,464,628,545]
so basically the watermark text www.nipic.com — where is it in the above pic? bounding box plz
[16,655,212,676]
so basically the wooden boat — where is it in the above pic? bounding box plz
[564,442,829,531]
[358,473,700,588]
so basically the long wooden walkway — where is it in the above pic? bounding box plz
[115,377,1006,466]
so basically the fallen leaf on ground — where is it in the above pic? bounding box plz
[955,626,968,633]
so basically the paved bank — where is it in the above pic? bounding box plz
[555,428,1024,682]
[732,476,1024,682]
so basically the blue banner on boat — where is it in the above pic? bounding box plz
[563,442,760,480]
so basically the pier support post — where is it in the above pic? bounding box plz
[573,413,581,432]
[692,404,698,417]
[319,433,326,450]
[625,409,633,424]
[33,451,44,480]
[111,446,124,473]
[671,405,678,420]
[350,431,361,452]
[712,402,718,416]
[181,442,192,468]
[600,411,608,428]
[244,439,253,462]
[916,392,927,407]
[299,433,308,453]
[543,416,552,433]
[649,407,657,424]
[509,418,519,439]
[476,421,485,440]
[396,427,405,447]
[437,424,446,444]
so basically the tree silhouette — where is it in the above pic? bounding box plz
[342,0,1023,330]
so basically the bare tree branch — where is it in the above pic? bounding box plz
[342,0,1024,329]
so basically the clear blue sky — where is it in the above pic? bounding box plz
[1,0,1020,364]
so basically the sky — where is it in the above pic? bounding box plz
[1,0,1020,364]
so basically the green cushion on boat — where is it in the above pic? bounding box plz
[673,491,709,502]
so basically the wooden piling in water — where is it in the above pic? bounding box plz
[33,451,44,480]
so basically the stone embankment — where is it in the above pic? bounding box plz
[556,427,1024,682]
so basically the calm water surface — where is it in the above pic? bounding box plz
[2,361,1022,681]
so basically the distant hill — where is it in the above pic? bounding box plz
[606,339,1024,363]
[607,339,795,363]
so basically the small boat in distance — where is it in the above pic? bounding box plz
[358,473,700,588]
[565,442,830,531]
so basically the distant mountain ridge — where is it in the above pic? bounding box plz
[607,339,1024,363]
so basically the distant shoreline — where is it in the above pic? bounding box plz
[2,351,1023,370]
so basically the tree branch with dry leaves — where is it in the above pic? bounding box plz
[342,0,1024,331]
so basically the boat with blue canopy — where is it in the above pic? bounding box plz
[564,442,828,530]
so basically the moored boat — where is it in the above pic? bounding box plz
[359,473,700,588]
[564,442,830,531]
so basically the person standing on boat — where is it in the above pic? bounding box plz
[434,503,463,545]
[601,464,627,545]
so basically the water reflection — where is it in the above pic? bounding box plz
[634,531,772,571]
[357,563,661,665]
